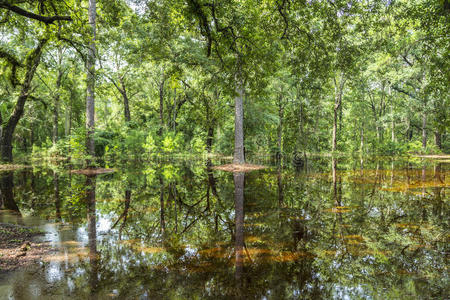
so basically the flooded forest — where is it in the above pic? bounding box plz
[0,0,448,299]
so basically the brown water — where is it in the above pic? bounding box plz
[0,157,448,299]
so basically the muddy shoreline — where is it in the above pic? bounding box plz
[0,223,53,273]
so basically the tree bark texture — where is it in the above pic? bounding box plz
[234,78,245,164]
[159,79,165,136]
[332,75,345,152]
[434,132,441,149]
[119,76,131,122]
[277,96,284,155]
[422,113,427,149]
[86,0,96,162]
[53,49,63,144]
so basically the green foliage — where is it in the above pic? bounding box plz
[0,0,448,165]
[161,132,183,154]
[190,134,206,154]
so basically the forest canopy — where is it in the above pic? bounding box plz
[0,0,448,164]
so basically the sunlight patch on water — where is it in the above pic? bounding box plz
[324,206,353,213]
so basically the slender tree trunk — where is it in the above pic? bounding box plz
[205,95,215,153]
[206,125,214,153]
[173,88,177,131]
[332,105,338,152]
[119,77,131,123]
[338,100,343,139]
[405,116,412,142]
[422,112,427,149]
[360,126,364,153]
[277,96,284,155]
[0,39,47,162]
[30,123,34,150]
[85,0,96,163]
[159,176,165,233]
[389,86,395,143]
[53,53,63,144]
[159,79,165,136]
[65,93,72,137]
[298,96,304,149]
[277,164,283,206]
[332,75,345,152]
[234,76,245,164]
[434,131,441,149]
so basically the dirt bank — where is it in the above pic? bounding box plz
[0,223,52,273]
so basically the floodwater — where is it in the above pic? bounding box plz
[0,157,448,299]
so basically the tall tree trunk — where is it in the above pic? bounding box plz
[277,96,284,155]
[434,131,441,149]
[159,79,165,136]
[360,126,364,153]
[389,86,395,143]
[159,176,165,233]
[53,51,63,144]
[65,92,72,137]
[422,112,427,149]
[206,125,214,153]
[297,96,304,149]
[86,0,96,164]
[332,75,345,152]
[332,106,338,151]
[277,164,283,206]
[0,39,47,162]
[119,77,131,123]
[173,88,177,131]
[205,95,215,153]
[405,116,412,142]
[234,76,245,164]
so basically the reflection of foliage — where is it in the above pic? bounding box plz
[7,158,449,299]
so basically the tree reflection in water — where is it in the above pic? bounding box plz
[0,158,448,299]
[234,171,245,297]
[0,171,19,213]
[86,174,98,298]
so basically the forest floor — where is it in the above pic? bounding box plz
[212,163,266,172]
[0,223,53,273]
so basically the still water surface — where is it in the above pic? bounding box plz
[0,157,448,299]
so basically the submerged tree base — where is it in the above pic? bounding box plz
[212,163,266,172]
[70,168,115,175]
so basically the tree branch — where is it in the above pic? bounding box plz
[0,48,22,87]
[391,85,417,99]
[0,2,72,24]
